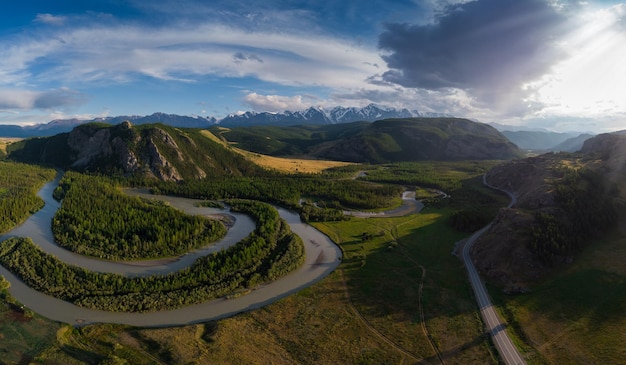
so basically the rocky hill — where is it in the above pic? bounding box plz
[580,131,626,196]
[471,148,622,291]
[219,118,522,163]
[7,122,264,181]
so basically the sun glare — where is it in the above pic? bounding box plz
[531,4,626,117]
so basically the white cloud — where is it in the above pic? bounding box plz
[35,13,67,26]
[4,2,625,131]
[525,4,626,119]
[0,23,385,90]
[243,93,310,112]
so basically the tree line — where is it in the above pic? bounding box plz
[0,161,56,234]
[150,175,403,212]
[0,199,304,312]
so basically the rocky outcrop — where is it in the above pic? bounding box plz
[154,127,185,162]
[112,136,139,173]
[146,138,182,181]
[64,121,186,181]
[68,127,113,168]
[7,121,265,179]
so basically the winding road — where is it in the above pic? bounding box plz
[461,175,525,365]
[0,173,342,327]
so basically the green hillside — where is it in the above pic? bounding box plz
[210,122,370,156]
[216,118,522,163]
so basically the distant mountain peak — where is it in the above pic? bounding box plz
[218,104,451,127]
[0,104,451,138]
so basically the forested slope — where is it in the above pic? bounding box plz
[216,118,522,163]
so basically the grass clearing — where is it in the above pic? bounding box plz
[200,129,353,173]
[313,207,497,364]
[0,291,62,364]
[491,230,626,364]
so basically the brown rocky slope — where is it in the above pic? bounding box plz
[471,138,625,291]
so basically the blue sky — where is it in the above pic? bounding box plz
[1,0,625,132]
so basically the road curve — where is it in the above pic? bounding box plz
[0,174,342,327]
[461,175,525,365]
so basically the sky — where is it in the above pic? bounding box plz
[1,0,625,132]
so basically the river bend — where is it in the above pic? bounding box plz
[0,174,341,327]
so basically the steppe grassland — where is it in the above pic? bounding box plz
[200,129,353,173]
[0,138,20,153]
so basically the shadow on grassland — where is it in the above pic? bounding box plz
[338,213,491,361]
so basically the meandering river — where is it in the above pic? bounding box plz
[0,173,342,327]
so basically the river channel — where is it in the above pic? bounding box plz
[0,173,342,327]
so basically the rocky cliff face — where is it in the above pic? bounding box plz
[145,138,181,181]
[65,122,192,181]
[68,126,114,169]
[7,121,265,179]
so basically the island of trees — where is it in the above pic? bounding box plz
[52,172,227,261]
[0,199,304,312]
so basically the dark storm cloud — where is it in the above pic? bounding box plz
[379,0,569,103]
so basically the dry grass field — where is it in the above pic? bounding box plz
[0,138,20,154]
[200,129,353,173]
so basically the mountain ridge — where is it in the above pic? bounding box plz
[216,117,523,163]
[0,104,450,138]
[219,104,450,127]
[5,118,522,177]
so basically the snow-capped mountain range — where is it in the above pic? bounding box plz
[0,104,450,137]
[219,104,450,126]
